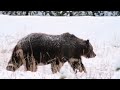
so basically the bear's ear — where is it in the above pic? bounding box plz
[86,39,89,44]
[71,34,75,38]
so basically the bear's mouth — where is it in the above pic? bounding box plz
[83,53,96,58]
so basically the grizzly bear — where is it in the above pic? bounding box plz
[6,32,96,73]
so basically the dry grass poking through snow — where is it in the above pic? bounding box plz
[0,32,119,79]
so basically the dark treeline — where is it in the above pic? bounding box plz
[1,11,120,16]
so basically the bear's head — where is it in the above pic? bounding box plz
[83,40,96,58]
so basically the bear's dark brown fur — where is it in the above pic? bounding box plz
[6,32,96,73]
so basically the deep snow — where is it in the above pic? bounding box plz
[0,15,120,79]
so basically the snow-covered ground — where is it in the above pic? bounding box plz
[0,15,120,79]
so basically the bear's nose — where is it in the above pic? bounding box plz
[94,53,96,57]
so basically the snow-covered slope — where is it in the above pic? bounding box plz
[0,15,120,79]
